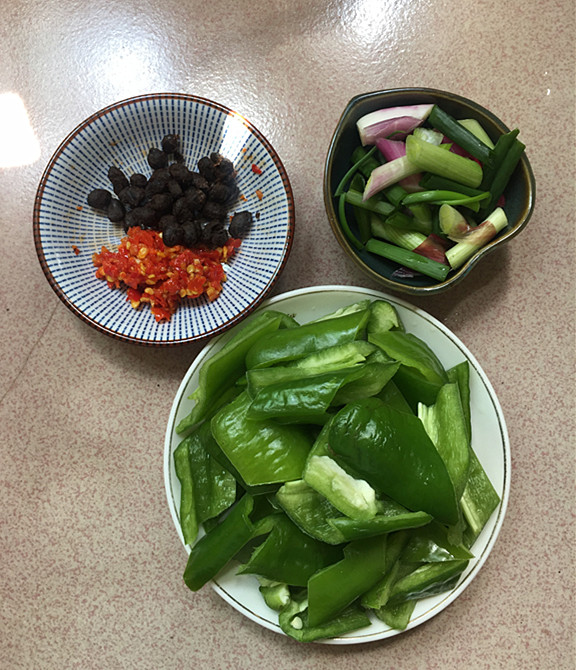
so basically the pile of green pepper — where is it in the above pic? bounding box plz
[172,299,500,642]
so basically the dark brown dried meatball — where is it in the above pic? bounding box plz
[130,173,148,189]
[162,222,184,247]
[167,179,184,198]
[172,198,194,223]
[208,182,234,203]
[106,198,125,223]
[161,134,180,154]
[202,200,228,221]
[148,192,173,214]
[184,188,207,212]
[181,220,201,248]
[197,155,218,182]
[108,166,129,195]
[157,214,177,232]
[211,154,235,180]
[169,162,194,186]
[125,205,159,229]
[87,188,112,209]
[118,186,145,208]
[201,220,228,247]
[147,147,168,170]
[189,171,209,192]
[229,211,253,238]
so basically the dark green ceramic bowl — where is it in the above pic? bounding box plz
[324,88,535,295]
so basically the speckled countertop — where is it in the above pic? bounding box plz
[0,1,574,668]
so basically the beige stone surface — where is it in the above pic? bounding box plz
[0,0,574,668]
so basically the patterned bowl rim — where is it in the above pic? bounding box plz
[33,92,295,346]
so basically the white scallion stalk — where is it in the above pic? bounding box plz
[445,207,508,269]
[413,127,444,145]
[370,215,426,250]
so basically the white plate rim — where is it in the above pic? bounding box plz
[163,284,510,644]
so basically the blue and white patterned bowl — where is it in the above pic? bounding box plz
[34,93,295,345]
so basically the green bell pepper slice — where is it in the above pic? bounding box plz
[369,330,448,386]
[246,366,367,424]
[447,360,472,442]
[211,391,314,486]
[288,339,376,371]
[183,494,275,591]
[278,594,371,643]
[307,535,388,627]
[245,308,370,369]
[328,501,432,542]
[387,559,469,605]
[176,310,297,434]
[173,421,237,545]
[419,382,471,500]
[369,330,448,411]
[461,447,501,546]
[367,299,402,337]
[361,531,410,609]
[238,514,342,586]
[329,398,460,526]
[376,379,414,414]
[196,414,278,497]
[401,521,475,563]
[374,600,416,631]
[257,578,291,611]
[392,365,446,411]
[304,454,379,521]
[275,479,347,545]
[332,361,400,406]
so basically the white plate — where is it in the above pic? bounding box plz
[164,285,510,643]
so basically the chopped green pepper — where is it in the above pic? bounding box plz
[245,308,370,369]
[307,536,388,627]
[304,454,379,521]
[401,521,474,563]
[278,594,371,642]
[369,330,448,387]
[447,361,472,442]
[361,530,410,609]
[183,494,275,591]
[461,447,501,547]
[173,421,237,545]
[387,559,469,605]
[258,578,291,611]
[419,382,471,500]
[211,391,313,486]
[374,600,416,631]
[328,506,432,542]
[329,398,460,525]
[176,310,297,433]
[246,366,368,424]
[238,514,342,586]
[275,479,346,545]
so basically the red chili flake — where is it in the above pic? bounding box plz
[72,245,80,255]
[255,189,263,200]
[76,205,83,211]
[251,163,262,175]
[92,227,240,322]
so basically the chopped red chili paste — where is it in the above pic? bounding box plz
[92,227,241,322]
